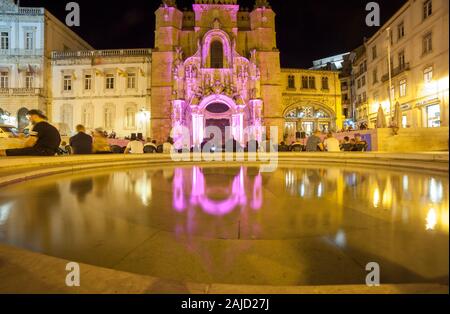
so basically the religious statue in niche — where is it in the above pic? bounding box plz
[185,64,198,80]
[173,47,185,99]
[249,49,261,99]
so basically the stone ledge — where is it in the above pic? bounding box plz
[0,152,448,187]
[0,244,447,294]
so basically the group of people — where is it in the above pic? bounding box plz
[279,131,368,152]
[0,109,369,157]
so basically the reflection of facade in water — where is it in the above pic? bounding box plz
[173,166,262,216]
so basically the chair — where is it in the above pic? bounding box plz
[340,143,354,152]
[144,145,157,154]
[111,145,124,154]
[291,144,304,152]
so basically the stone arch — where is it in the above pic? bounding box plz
[283,101,336,119]
[197,94,238,114]
[202,29,233,68]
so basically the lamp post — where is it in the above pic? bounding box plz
[386,27,393,122]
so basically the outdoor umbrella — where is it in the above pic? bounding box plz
[392,102,402,128]
[376,105,387,128]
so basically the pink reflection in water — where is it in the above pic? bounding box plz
[173,167,263,216]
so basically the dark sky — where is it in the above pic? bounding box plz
[21,0,406,68]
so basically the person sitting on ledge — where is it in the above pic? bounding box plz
[0,109,61,157]
[124,134,144,154]
[278,141,290,152]
[323,132,340,152]
[353,134,368,152]
[70,124,93,155]
[92,128,112,154]
[340,136,353,152]
[305,130,324,152]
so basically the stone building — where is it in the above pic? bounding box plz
[351,45,369,128]
[50,49,152,137]
[151,0,282,145]
[0,0,92,129]
[363,0,449,128]
[281,68,342,143]
[151,0,343,145]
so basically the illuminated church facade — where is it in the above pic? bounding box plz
[151,0,343,145]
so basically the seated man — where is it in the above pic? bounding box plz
[354,134,369,151]
[340,136,353,151]
[0,110,61,157]
[305,130,324,152]
[70,124,93,155]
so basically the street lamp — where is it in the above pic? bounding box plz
[138,108,150,138]
[386,27,393,122]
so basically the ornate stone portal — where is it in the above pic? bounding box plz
[152,0,280,147]
[171,28,263,146]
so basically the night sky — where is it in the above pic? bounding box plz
[20,0,407,68]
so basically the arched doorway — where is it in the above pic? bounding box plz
[17,107,29,131]
[204,102,231,143]
[192,94,243,146]
[284,104,334,143]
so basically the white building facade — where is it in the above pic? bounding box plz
[51,49,152,138]
[364,0,449,128]
[0,0,92,129]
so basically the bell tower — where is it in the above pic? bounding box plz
[249,0,283,142]
[151,0,183,142]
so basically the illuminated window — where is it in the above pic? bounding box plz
[105,74,115,89]
[127,73,136,89]
[398,50,406,69]
[372,45,377,60]
[63,75,72,91]
[84,74,92,90]
[0,32,9,50]
[321,77,329,90]
[0,72,8,89]
[25,32,34,50]
[25,73,33,89]
[424,66,433,83]
[402,115,408,128]
[399,79,407,97]
[426,104,440,128]
[397,22,405,40]
[301,76,308,89]
[308,76,316,89]
[287,75,295,89]
[210,41,224,68]
[422,32,432,55]
[423,0,432,20]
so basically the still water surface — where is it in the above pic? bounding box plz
[0,165,448,286]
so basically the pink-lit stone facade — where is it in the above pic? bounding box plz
[151,0,282,144]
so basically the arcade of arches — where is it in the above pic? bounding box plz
[283,104,335,143]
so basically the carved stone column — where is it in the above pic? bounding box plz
[191,106,204,147]
[249,99,263,143]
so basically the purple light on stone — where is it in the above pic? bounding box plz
[172,167,263,217]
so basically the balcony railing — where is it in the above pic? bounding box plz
[52,49,152,60]
[0,88,43,96]
[0,48,44,57]
[18,7,45,15]
[381,63,410,82]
